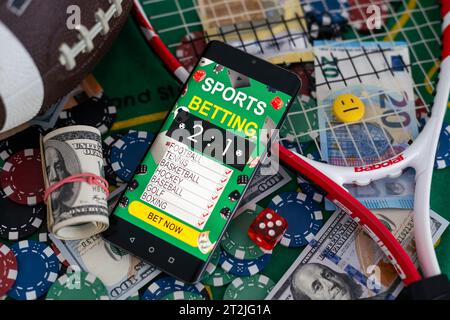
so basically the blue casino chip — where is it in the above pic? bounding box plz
[435,123,450,170]
[218,250,271,277]
[280,139,311,155]
[268,192,324,247]
[303,0,349,25]
[9,240,60,300]
[142,276,209,300]
[296,176,324,206]
[110,131,154,182]
[103,133,124,186]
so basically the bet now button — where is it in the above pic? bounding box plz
[128,201,200,247]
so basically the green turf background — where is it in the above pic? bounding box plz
[93,1,450,299]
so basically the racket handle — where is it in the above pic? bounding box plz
[278,144,422,286]
[405,274,450,300]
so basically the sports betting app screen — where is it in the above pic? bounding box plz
[113,57,293,261]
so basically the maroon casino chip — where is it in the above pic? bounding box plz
[0,149,45,206]
[348,0,389,33]
[0,243,18,296]
[176,31,207,72]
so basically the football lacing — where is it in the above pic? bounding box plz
[59,0,125,71]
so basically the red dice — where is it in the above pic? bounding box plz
[248,208,288,250]
[193,69,206,82]
[270,96,283,110]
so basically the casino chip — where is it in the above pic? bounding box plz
[176,32,207,72]
[127,291,140,300]
[0,198,45,241]
[103,133,125,186]
[0,149,45,206]
[303,0,349,25]
[268,192,324,247]
[219,250,271,277]
[220,209,266,260]
[50,242,70,268]
[9,240,59,300]
[0,140,12,163]
[110,131,154,182]
[223,275,275,300]
[142,276,209,300]
[303,0,348,40]
[57,97,117,134]
[280,140,311,158]
[201,249,221,281]
[348,0,389,32]
[287,62,315,97]
[0,243,18,296]
[46,272,109,300]
[0,126,42,157]
[297,176,324,205]
[280,95,318,143]
[161,290,206,300]
[201,265,236,287]
[435,123,450,169]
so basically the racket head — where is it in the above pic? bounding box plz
[143,1,445,178]
[134,0,449,284]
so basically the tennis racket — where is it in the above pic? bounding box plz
[131,0,450,293]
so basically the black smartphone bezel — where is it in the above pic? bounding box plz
[103,41,301,283]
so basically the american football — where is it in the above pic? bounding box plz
[0,0,132,135]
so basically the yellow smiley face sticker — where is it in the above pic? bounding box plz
[332,93,365,123]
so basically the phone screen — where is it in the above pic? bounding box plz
[111,56,294,262]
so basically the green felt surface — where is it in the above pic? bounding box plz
[93,0,450,299]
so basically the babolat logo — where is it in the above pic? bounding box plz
[354,154,404,172]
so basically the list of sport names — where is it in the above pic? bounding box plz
[141,139,234,230]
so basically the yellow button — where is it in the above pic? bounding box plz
[332,93,365,123]
[128,201,200,247]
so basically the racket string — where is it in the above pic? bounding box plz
[142,0,441,167]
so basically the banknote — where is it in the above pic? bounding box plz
[267,208,448,300]
[314,41,418,209]
[50,233,160,300]
[344,168,415,209]
[42,125,109,240]
[197,0,313,64]
[236,163,291,215]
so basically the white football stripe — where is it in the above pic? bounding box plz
[0,21,44,132]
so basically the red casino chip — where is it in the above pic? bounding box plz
[348,0,389,33]
[288,62,315,96]
[193,69,206,82]
[415,94,428,118]
[0,243,18,296]
[0,149,45,206]
[176,31,207,72]
[50,242,70,268]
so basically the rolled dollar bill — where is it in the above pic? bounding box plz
[42,125,109,240]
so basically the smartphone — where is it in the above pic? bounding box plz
[103,41,301,283]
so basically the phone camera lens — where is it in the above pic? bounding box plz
[251,59,256,64]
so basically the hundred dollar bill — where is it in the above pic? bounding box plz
[235,163,291,215]
[42,125,109,240]
[50,233,160,300]
[267,208,448,300]
[314,41,418,210]
[197,0,312,64]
